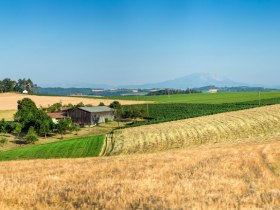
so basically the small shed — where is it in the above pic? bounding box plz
[47,112,66,124]
[67,106,114,126]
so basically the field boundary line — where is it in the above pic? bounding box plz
[99,132,115,156]
[99,134,108,157]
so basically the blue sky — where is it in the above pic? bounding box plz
[0,0,280,87]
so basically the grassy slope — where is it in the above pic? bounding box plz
[0,135,104,161]
[0,121,122,152]
[110,91,280,104]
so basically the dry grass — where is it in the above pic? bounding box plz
[0,110,16,121]
[0,139,280,209]
[0,93,148,110]
[107,104,280,155]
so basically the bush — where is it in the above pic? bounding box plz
[72,123,80,135]
[98,102,105,106]
[0,119,8,134]
[75,102,85,108]
[0,137,8,147]
[56,118,72,138]
[109,101,121,109]
[47,102,62,113]
[12,122,23,138]
[25,127,38,144]
[121,107,146,119]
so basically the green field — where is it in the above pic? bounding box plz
[111,92,280,104]
[124,97,280,127]
[0,135,104,161]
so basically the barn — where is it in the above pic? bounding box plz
[67,107,115,126]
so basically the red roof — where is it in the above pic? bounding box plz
[47,113,66,119]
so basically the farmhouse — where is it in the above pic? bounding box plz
[67,107,114,126]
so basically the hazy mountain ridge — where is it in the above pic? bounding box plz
[120,73,247,89]
[39,73,279,89]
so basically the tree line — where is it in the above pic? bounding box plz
[147,88,201,96]
[0,78,36,93]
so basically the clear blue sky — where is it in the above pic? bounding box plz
[0,0,280,87]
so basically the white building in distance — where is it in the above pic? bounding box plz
[208,89,218,94]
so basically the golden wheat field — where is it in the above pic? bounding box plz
[0,93,148,110]
[104,104,280,155]
[0,138,280,209]
[0,110,16,121]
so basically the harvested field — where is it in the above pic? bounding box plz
[0,93,148,110]
[0,110,16,121]
[1,139,280,209]
[106,104,280,155]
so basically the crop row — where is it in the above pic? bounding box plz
[122,97,280,127]
[110,104,280,155]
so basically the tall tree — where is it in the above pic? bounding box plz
[35,109,53,138]
[2,78,16,92]
[0,78,36,93]
[14,98,39,129]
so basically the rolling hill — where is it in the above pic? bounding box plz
[103,104,280,155]
[0,138,280,209]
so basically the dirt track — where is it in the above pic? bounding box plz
[0,93,148,110]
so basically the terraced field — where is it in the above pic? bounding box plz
[104,104,280,155]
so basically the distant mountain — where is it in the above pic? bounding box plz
[119,73,247,89]
[39,73,279,90]
[195,85,279,92]
[40,82,113,89]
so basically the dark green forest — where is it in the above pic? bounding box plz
[0,78,36,93]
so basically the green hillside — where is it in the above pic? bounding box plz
[0,135,104,161]
[111,92,280,104]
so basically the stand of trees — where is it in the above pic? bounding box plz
[109,101,147,121]
[147,88,201,96]
[0,98,79,144]
[0,78,36,93]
